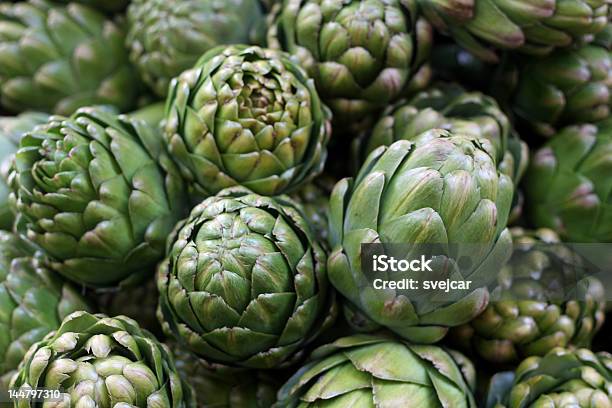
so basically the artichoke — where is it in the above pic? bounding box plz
[0,112,49,230]
[10,105,187,288]
[525,119,612,243]
[276,334,477,407]
[452,227,606,365]
[486,348,611,408]
[173,348,279,407]
[419,0,609,63]
[157,188,336,369]
[0,231,91,390]
[126,0,264,97]
[163,45,331,198]
[10,311,194,407]
[499,26,611,137]
[267,0,433,123]
[328,130,514,343]
[355,83,529,186]
[0,0,141,115]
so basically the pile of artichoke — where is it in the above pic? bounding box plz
[0,0,609,407]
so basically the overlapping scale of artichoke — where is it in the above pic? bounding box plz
[419,0,609,63]
[10,312,194,407]
[0,231,90,390]
[0,0,141,115]
[0,112,49,230]
[501,25,611,137]
[9,106,187,288]
[126,0,264,97]
[276,335,477,407]
[157,188,336,369]
[328,130,514,343]
[355,83,529,186]
[173,347,279,407]
[163,45,331,199]
[525,119,612,243]
[452,227,605,365]
[267,0,433,123]
[487,348,611,408]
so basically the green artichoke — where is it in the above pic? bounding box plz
[500,27,611,137]
[0,0,141,115]
[267,0,433,123]
[328,130,514,343]
[163,45,331,198]
[0,231,91,390]
[355,83,529,186]
[10,311,194,407]
[486,347,611,408]
[452,227,606,365]
[10,105,187,288]
[276,335,477,407]
[525,119,612,243]
[157,188,336,369]
[126,0,264,97]
[419,0,609,63]
[173,348,279,407]
[0,112,49,230]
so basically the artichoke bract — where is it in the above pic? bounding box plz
[328,130,514,343]
[267,0,433,123]
[419,0,609,63]
[487,348,611,408]
[502,27,611,137]
[126,0,264,97]
[157,188,336,369]
[355,83,529,186]
[10,312,194,407]
[525,119,612,243]
[0,112,49,230]
[10,106,187,288]
[276,335,477,407]
[0,231,91,390]
[0,0,141,115]
[452,228,606,365]
[163,45,330,199]
[173,348,279,407]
